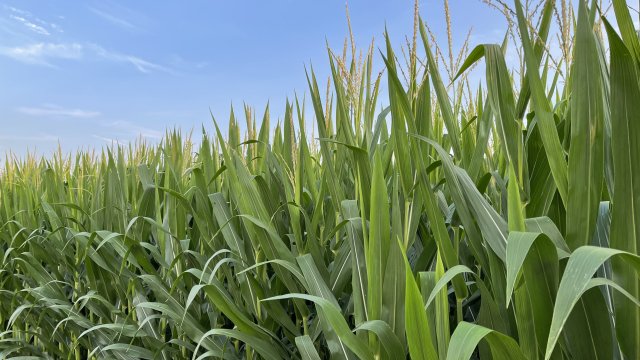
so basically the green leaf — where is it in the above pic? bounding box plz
[193,328,286,360]
[611,0,640,62]
[367,150,390,326]
[566,0,605,250]
[485,45,523,188]
[605,18,640,360]
[424,265,474,309]
[402,240,438,360]
[545,246,640,359]
[342,200,369,327]
[446,322,526,360]
[353,320,405,359]
[505,232,559,308]
[505,231,560,358]
[295,336,322,360]
[507,164,525,232]
[380,50,469,301]
[297,254,352,360]
[384,32,413,196]
[420,19,463,161]
[381,222,406,345]
[263,294,374,360]
[514,0,568,204]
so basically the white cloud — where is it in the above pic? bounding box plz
[50,23,63,33]
[1,6,167,74]
[92,134,124,144]
[89,7,135,30]
[5,6,30,16]
[10,15,50,35]
[17,104,100,118]
[0,134,58,141]
[169,54,209,70]
[0,42,171,73]
[0,42,82,65]
[89,44,172,73]
[106,120,163,139]
[4,5,62,35]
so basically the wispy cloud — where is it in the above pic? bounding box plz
[169,54,209,70]
[106,120,163,139]
[1,5,167,74]
[89,7,135,30]
[0,134,58,141]
[0,42,82,65]
[50,23,63,33]
[4,5,62,35]
[0,41,171,73]
[92,134,124,145]
[4,5,30,16]
[17,104,100,118]
[88,44,172,73]
[10,15,50,35]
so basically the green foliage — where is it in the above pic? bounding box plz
[0,1,639,359]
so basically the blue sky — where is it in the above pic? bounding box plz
[0,1,508,157]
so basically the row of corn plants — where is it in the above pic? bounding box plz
[0,0,639,359]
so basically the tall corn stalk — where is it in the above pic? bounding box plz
[0,0,638,359]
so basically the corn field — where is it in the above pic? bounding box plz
[1,0,639,359]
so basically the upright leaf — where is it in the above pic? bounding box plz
[606,19,640,360]
[566,1,604,250]
[514,0,569,204]
[402,240,438,360]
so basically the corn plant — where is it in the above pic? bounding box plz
[0,0,639,359]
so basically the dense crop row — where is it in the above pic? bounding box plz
[0,0,638,359]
